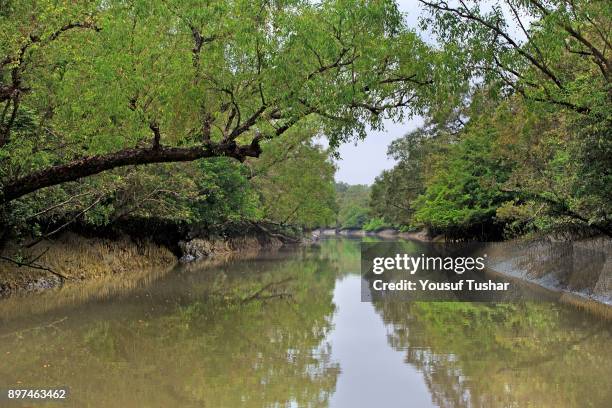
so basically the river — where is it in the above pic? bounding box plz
[0,238,611,407]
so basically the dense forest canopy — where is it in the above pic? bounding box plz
[367,0,611,239]
[0,0,446,240]
[334,182,370,229]
[0,0,610,245]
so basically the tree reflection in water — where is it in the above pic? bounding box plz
[374,300,612,408]
[0,250,340,407]
[1,239,610,407]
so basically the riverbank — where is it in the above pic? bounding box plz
[314,227,440,241]
[315,229,611,306]
[484,237,612,306]
[0,220,301,297]
[2,225,610,309]
[4,239,609,408]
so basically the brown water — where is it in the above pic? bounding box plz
[0,238,611,407]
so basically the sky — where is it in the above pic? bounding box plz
[333,116,423,185]
[333,0,425,186]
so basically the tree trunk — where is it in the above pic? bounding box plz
[0,139,261,204]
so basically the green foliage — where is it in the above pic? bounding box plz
[1,0,609,240]
[371,88,610,238]
[412,105,514,236]
[368,0,611,239]
[0,0,437,175]
[369,124,443,227]
[194,158,261,225]
[362,217,392,232]
[335,183,371,228]
[1,0,443,236]
[420,0,611,115]
[251,130,337,228]
[339,205,369,229]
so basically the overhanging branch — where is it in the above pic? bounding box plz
[0,139,262,204]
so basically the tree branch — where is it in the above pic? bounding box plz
[419,0,565,89]
[149,121,161,149]
[0,254,69,281]
[0,140,263,204]
[25,191,94,220]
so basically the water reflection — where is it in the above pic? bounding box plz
[0,247,340,407]
[0,239,610,407]
[374,292,612,407]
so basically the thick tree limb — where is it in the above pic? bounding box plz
[0,139,262,204]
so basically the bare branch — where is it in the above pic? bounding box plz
[25,191,94,220]
[26,194,106,248]
[0,254,69,280]
[306,47,356,80]
[228,105,267,139]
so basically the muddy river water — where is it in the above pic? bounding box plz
[0,238,611,407]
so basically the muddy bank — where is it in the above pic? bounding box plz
[178,222,288,262]
[313,227,439,241]
[0,220,300,297]
[0,232,176,297]
[485,237,612,305]
[313,230,611,305]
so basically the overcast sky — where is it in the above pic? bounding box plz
[333,0,425,186]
